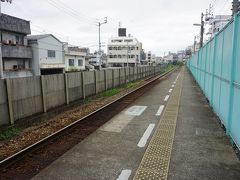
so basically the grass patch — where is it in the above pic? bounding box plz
[160,64,174,74]
[124,81,141,89]
[0,127,20,140]
[98,88,120,98]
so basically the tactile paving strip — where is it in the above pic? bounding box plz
[134,68,184,180]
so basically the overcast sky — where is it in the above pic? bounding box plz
[1,0,232,56]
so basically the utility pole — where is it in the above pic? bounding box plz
[200,13,204,48]
[232,0,240,16]
[0,0,13,79]
[193,13,204,48]
[193,36,196,54]
[126,41,128,67]
[97,17,107,70]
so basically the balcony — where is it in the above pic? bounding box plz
[2,44,32,59]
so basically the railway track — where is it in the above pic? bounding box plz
[0,67,177,179]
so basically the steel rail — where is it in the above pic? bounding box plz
[0,67,177,168]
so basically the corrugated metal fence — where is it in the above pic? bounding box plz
[187,13,240,149]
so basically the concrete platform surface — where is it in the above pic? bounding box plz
[168,68,240,180]
[32,70,180,180]
[32,68,240,180]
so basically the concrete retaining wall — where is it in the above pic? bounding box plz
[0,65,164,126]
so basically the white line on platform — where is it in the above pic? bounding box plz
[169,89,173,93]
[156,105,165,116]
[164,95,170,101]
[172,85,175,88]
[117,169,132,180]
[138,124,155,148]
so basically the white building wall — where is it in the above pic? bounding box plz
[65,54,86,71]
[107,37,141,66]
[29,35,65,76]
[38,36,64,65]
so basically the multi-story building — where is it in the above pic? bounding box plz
[145,51,156,65]
[0,14,33,78]
[64,43,88,72]
[28,34,65,75]
[107,28,142,67]
[208,15,231,37]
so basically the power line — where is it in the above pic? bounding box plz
[46,0,96,25]
[50,0,96,22]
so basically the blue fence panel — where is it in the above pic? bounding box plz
[187,13,240,149]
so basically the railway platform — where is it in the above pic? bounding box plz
[32,68,240,180]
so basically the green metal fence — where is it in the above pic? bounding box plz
[187,12,240,149]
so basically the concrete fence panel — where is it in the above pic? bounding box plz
[106,69,113,90]
[96,70,105,93]
[68,72,83,103]
[44,74,66,111]
[134,67,138,81]
[84,71,95,97]
[119,68,125,86]
[129,67,134,82]
[9,76,43,121]
[0,80,9,125]
[113,69,120,87]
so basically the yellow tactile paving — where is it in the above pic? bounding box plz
[134,68,184,180]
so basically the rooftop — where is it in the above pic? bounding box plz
[0,13,31,34]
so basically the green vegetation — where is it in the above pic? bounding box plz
[0,127,20,140]
[160,64,174,74]
[124,81,141,89]
[98,88,120,98]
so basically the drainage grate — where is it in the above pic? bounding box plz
[134,69,184,180]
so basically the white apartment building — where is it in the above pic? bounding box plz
[208,15,231,37]
[107,28,142,67]
[64,44,87,72]
[28,34,65,75]
[146,51,156,65]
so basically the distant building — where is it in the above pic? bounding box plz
[64,43,88,72]
[163,52,177,63]
[87,50,107,69]
[208,15,231,37]
[177,50,185,62]
[28,34,65,75]
[107,28,142,67]
[155,56,164,64]
[145,51,156,65]
[0,14,33,78]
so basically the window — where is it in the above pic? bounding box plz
[109,46,113,50]
[131,55,135,59]
[69,59,74,66]
[113,55,117,58]
[118,46,122,50]
[48,50,56,58]
[118,55,122,59]
[78,59,83,66]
